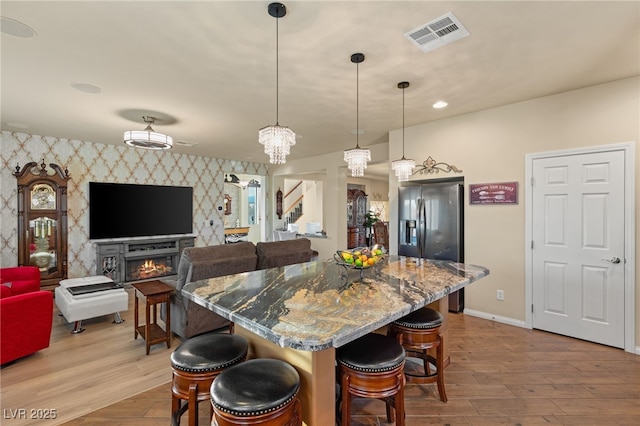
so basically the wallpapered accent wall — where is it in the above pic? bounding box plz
[0,131,269,278]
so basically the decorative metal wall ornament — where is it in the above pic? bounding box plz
[413,156,463,175]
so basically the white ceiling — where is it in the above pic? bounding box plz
[2,1,639,168]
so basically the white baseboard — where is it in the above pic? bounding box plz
[462,308,527,329]
[463,309,640,356]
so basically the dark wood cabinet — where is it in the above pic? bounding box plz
[14,160,70,291]
[347,189,367,248]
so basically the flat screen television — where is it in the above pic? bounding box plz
[89,182,193,239]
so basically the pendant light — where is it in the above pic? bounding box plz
[391,81,416,181]
[258,2,295,165]
[124,116,173,150]
[344,53,371,177]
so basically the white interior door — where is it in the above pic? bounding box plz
[531,150,625,348]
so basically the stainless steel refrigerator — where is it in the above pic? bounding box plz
[398,180,465,312]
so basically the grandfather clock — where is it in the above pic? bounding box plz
[14,160,70,291]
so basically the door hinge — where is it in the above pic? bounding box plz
[531,240,534,249]
[530,177,534,186]
[531,304,534,313]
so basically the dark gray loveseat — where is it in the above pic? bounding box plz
[164,238,315,339]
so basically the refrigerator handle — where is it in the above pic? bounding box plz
[417,197,424,258]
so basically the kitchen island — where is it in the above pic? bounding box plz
[182,256,489,425]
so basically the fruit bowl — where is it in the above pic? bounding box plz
[334,245,386,269]
[334,245,386,283]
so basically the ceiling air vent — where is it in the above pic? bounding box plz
[404,12,470,53]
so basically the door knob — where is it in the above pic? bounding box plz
[602,257,621,264]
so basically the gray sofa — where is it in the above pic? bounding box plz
[164,238,315,339]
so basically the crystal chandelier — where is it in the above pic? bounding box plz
[259,2,295,165]
[391,81,416,181]
[258,124,295,165]
[124,116,173,150]
[344,53,370,177]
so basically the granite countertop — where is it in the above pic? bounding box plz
[182,256,489,351]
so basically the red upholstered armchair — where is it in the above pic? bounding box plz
[1,266,53,365]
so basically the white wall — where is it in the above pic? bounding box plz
[389,77,639,343]
[272,80,639,334]
[270,144,388,260]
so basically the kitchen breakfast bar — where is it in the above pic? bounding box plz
[182,255,489,425]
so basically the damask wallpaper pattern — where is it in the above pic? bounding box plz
[0,131,269,278]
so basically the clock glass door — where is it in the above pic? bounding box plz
[29,216,59,274]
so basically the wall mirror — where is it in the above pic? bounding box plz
[223,173,266,242]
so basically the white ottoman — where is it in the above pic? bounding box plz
[55,276,129,334]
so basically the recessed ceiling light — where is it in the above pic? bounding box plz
[433,101,448,109]
[1,17,37,38]
[70,83,102,94]
[174,140,197,147]
[350,129,365,135]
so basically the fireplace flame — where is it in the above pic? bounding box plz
[130,258,173,281]
[143,260,156,272]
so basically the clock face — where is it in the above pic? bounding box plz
[31,184,56,210]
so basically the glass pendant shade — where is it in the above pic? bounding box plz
[260,2,294,164]
[124,121,173,150]
[392,81,415,181]
[344,52,370,177]
[392,157,416,182]
[258,124,296,165]
[344,146,371,178]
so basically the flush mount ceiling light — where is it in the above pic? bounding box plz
[344,53,371,177]
[258,2,295,165]
[391,81,416,182]
[123,116,173,150]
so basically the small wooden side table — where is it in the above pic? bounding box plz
[132,280,173,355]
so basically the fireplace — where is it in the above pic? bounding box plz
[95,236,194,283]
[125,255,176,282]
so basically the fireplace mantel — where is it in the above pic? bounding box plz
[95,236,194,284]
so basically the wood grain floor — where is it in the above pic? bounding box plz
[2,292,639,426]
[1,287,179,426]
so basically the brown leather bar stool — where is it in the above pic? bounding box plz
[171,332,248,426]
[388,307,447,402]
[336,333,406,426]
[210,358,302,426]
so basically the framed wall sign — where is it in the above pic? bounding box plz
[469,181,518,205]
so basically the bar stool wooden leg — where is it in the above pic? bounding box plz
[188,383,198,426]
[436,333,446,402]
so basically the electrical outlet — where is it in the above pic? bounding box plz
[497,289,504,301]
